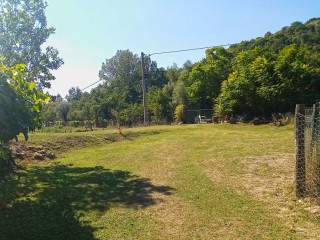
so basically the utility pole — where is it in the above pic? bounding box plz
[141,52,148,125]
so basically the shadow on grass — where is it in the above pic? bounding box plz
[0,163,174,240]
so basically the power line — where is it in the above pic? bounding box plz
[80,42,236,91]
[148,43,235,56]
[81,79,104,91]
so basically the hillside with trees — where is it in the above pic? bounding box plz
[42,18,320,126]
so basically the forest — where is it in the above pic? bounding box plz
[41,18,320,126]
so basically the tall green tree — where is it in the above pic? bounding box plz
[148,87,172,123]
[0,63,49,137]
[66,87,82,102]
[99,50,141,108]
[274,45,320,109]
[187,47,232,109]
[57,101,70,125]
[0,0,63,88]
[0,62,49,174]
[0,63,49,173]
[54,18,320,125]
[215,44,320,118]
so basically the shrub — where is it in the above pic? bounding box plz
[119,104,143,126]
[174,104,185,123]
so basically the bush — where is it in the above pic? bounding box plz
[119,104,143,126]
[272,113,293,126]
[174,104,185,123]
[148,88,173,124]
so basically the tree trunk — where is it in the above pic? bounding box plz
[0,143,16,180]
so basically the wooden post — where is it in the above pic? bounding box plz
[295,104,306,197]
[141,52,148,125]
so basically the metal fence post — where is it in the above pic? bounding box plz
[295,104,306,197]
[315,102,320,195]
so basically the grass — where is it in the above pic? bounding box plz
[1,124,320,239]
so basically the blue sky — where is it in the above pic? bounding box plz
[45,0,320,96]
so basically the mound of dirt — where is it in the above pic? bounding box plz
[8,130,162,162]
[10,141,56,161]
[41,135,106,153]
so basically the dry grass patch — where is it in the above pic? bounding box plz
[205,152,320,239]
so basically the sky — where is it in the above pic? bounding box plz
[45,0,320,96]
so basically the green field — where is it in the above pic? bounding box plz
[1,124,319,239]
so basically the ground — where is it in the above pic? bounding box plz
[0,124,320,239]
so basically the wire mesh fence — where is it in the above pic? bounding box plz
[184,109,213,124]
[295,102,320,198]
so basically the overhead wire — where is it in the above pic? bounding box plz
[148,43,235,56]
[81,79,104,91]
[80,42,236,91]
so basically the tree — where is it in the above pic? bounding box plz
[172,80,187,107]
[274,45,320,109]
[0,63,49,142]
[0,63,49,175]
[187,47,232,109]
[174,104,185,123]
[215,48,273,118]
[215,44,320,118]
[0,75,34,143]
[57,101,70,125]
[66,87,82,102]
[148,87,172,123]
[229,18,320,54]
[99,50,141,105]
[41,102,59,124]
[171,61,192,108]
[97,50,169,125]
[0,0,63,88]
[165,63,181,84]
[61,18,320,125]
[119,104,143,126]
[144,58,168,88]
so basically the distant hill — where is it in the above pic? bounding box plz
[45,18,320,125]
[229,18,320,52]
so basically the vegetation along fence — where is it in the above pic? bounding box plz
[295,102,320,198]
[185,109,213,124]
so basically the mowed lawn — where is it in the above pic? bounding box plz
[1,124,319,239]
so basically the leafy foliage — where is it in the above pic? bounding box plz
[0,0,63,88]
[186,48,232,109]
[0,63,49,177]
[119,104,143,127]
[57,101,70,125]
[66,87,82,102]
[215,44,320,118]
[174,104,185,123]
[0,144,12,178]
[46,18,320,125]
[0,63,49,143]
[148,88,172,123]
